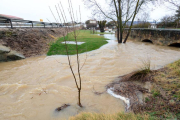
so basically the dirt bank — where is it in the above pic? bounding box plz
[107,60,180,119]
[0,28,76,57]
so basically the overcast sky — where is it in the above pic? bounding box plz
[0,0,176,23]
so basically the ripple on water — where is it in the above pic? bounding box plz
[0,34,180,119]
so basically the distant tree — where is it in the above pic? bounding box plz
[162,0,180,10]
[85,20,90,24]
[106,21,116,28]
[158,15,176,28]
[134,12,150,28]
[175,6,180,28]
[98,20,106,32]
[160,0,180,28]
[132,22,151,28]
[141,12,150,23]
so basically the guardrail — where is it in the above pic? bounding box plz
[0,16,80,28]
[0,23,61,28]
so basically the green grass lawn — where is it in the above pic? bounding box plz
[47,30,109,55]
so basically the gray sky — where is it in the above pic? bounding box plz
[0,0,176,23]
[149,2,176,22]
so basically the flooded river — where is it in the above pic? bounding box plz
[0,34,180,120]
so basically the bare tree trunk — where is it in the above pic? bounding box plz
[118,0,123,43]
[177,18,179,28]
[123,32,130,43]
[78,89,82,107]
[176,21,178,28]
[116,25,122,43]
[119,25,123,43]
[123,25,132,43]
[123,0,140,43]
[117,27,120,43]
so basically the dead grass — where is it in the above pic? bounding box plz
[132,95,180,119]
[121,59,154,82]
[121,70,153,82]
[168,60,180,76]
[117,59,180,119]
[69,112,156,120]
[131,59,180,119]
[153,60,180,101]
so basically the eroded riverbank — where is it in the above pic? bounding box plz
[0,34,180,120]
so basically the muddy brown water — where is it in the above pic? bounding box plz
[0,34,180,120]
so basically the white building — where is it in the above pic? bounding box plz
[149,23,157,29]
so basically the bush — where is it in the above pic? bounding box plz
[132,22,151,28]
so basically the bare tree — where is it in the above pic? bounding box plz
[83,0,152,43]
[157,15,176,28]
[163,0,180,10]
[175,6,180,28]
[141,12,150,23]
[158,0,180,28]
[50,0,84,107]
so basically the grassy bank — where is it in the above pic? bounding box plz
[129,59,180,119]
[69,112,156,120]
[154,60,180,100]
[47,30,109,55]
[102,59,180,120]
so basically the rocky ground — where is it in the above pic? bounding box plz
[0,28,75,58]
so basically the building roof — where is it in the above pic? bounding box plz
[0,14,23,20]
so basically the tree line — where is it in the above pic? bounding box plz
[83,0,180,43]
[157,6,180,28]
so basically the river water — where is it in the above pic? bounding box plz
[0,34,180,120]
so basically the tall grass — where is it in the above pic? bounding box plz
[121,59,152,82]
[168,60,180,76]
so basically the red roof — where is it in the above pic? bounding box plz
[0,14,23,20]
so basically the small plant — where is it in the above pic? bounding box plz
[145,97,150,103]
[160,102,164,105]
[173,95,178,98]
[140,58,151,73]
[152,90,160,97]
[175,69,180,76]
[168,60,180,76]
[161,73,165,77]
[5,31,12,37]
[121,59,152,82]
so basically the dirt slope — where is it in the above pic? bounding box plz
[0,28,74,57]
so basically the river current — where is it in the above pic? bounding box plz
[0,34,180,120]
